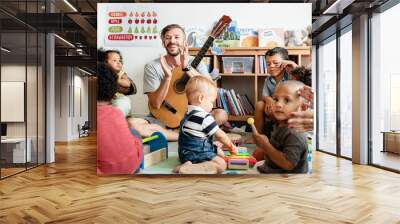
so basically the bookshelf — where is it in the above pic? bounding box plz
[189,47,311,121]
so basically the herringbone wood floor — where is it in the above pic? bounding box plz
[1,135,400,224]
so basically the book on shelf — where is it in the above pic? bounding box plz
[239,94,254,115]
[258,55,266,74]
[238,28,258,47]
[241,93,254,115]
[258,28,285,48]
[223,90,236,116]
[257,55,267,74]
[235,93,247,115]
[217,88,254,117]
[229,89,243,116]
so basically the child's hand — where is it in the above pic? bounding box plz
[217,148,225,157]
[227,143,237,155]
[280,60,298,73]
[264,98,274,115]
[117,72,131,88]
[253,132,269,147]
[214,140,223,149]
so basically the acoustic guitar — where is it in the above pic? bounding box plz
[149,15,232,128]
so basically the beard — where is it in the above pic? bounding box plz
[165,43,181,56]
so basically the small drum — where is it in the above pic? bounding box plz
[226,133,242,146]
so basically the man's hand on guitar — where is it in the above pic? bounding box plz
[160,55,172,79]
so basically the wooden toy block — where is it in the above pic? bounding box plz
[140,132,169,169]
[143,147,167,168]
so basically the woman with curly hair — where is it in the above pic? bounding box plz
[97,64,142,174]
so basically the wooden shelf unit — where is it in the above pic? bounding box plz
[228,115,253,122]
[189,47,311,121]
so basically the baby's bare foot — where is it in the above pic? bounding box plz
[173,161,192,173]
[178,162,217,174]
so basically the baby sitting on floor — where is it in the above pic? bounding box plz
[174,76,237,174]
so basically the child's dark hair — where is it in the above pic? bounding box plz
[265,47,289,60]
[97,48,123,64]
[291,66,312,87]
[97,64,118,102]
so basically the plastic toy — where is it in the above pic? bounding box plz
[223,146,256,170]
[247,117,259,135]
[140,132,168,169]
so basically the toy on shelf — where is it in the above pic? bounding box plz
[140,132,168,169]
[223,147,256,170]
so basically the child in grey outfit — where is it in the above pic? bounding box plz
[253,80,308,173]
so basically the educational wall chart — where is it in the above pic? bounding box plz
[104,5,161,47]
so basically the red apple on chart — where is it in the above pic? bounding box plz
[153,19,157,24]
[141,19,145,24]
[139,36,142,40]
[147,19,151,24]
[128,19,132,24]
[144,35,147,39]
[154,35,157,39]
[149,36,152,40]
[135,19,139,24]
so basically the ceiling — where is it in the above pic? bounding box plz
[0,0,391,71]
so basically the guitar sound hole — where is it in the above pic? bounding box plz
[174,79,186,94]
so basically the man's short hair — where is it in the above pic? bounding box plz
[160,24,186,40]
[265,47,289,60]
[97,64,118,102]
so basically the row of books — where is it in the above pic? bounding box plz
[216,88,255,116]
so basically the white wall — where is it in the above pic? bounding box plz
[1,64,46,164]
[98,3,312,116]
[55,66,89,141]
[1,65,29,137]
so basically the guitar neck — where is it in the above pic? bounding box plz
[190,36,215,69]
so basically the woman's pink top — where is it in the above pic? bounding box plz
[97,104,142,174]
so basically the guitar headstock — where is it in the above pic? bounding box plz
[210,15,232,39]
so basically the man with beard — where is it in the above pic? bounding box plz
[142,24,212,127]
